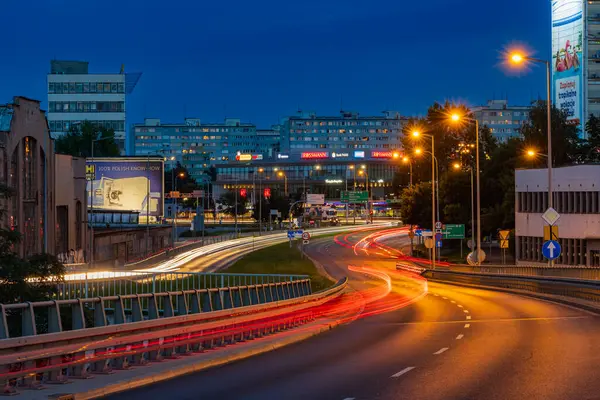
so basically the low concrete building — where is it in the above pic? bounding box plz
[0,96,88,260]
[515,165,600,266]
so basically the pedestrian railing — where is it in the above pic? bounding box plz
[442,264,600,280]
[0,277,347,395]
[57,272,310,301]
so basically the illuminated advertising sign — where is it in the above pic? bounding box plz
[371,151,394,159]
[331,152,349,158]
[552,0,583,133]
[235,154,263,161]
[354,151,365,158]
[301,152,329,159]
[277,154,289,159]
[86,158,165,218]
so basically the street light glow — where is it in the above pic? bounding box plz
[393,152,400,159]
[402,156,409,163]
[414,148,423,155]
[510,52,525,64]
[358,170,364,176]
[258,167,264,173]
[451,113,461,122]
[315,165,321,170]
[453,162,461,170]
[349,165,355,170]
[411,130,420,137]
[526,149,536,157]
[277,171,284,177]
[361,164,366,169]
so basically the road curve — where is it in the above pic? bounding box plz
[108,230,600,400]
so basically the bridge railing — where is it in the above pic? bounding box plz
[440,264,600,281]
[0,277,346,393]
[58,272,309,300]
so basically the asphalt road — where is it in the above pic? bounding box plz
[109,230,600,400]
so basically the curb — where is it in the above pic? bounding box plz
[73,319,344,399]
[427,278,600,315]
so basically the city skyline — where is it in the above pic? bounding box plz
[2,0,548,128]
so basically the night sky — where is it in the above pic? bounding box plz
[2,0,549,128]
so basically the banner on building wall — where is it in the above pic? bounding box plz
[86,158,165,219]
[552,0,584,132]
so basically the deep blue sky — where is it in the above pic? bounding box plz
[2,0,549,128]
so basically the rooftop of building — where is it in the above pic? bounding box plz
[287,110,407,121]
[474,99,533,110]
[134,118,256,128]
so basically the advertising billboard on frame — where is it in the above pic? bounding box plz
[552,0,584,132]
[86,158,165,219]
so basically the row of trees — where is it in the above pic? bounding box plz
[396,100,597,242]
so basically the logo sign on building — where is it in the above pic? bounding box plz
[325,179,343,184]
[371,151,394,159]
[353,151,365,158]
[552,0,584,133]
[86,158,165,218]
[277,154,289,159]
[236,154,252,161]
[306,194,325,205]
[301,152,329,159]
[331,152,349,158]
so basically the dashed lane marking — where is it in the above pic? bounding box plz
[456,334,464,340]
[391,367,416,378]
[451,300,456,304]
[434,347,449,355]
[466,316,472,320]
[463,310,469,313]
[442,297,448,300]
[464,324,470,328]
[457,305,463,308]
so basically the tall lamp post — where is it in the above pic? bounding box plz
[449,113,482,265]
[258,168,264,235]
[278,170,287,197]
[509,52,553,209]
[411,130,436,269]
[453,162,475,260]
[415,147,440,261]
[349,165,356,224]
[402,156,413,188]
[359,166,371,223]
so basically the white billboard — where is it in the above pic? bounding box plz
[552,0,584,132]
[306,194,325,205]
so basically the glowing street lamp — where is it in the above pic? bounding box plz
[278,171,288,196]
[452,162,475,259]
[508,49,553,212]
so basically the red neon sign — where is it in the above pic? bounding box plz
[301,152,329,159]
[371,151,394,158]
[263,188,271,199]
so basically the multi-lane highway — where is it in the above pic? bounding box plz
[109,229,600,400]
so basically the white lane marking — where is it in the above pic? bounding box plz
[463,310,469,313]
[466,316,472,320]
[456,334,464,340]
[390,366,415,378]
[451,300,456,304]
[434,347,449,355]
[433,294,439,297]
[442,297,448,300]
[457,305,463,308]
[464,324,470,328]
[342,398,355,400]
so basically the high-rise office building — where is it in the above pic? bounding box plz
[47,60,141,152]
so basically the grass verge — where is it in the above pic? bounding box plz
[224,242,335,293]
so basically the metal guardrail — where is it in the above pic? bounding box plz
[58,272,309,301]
[442,264,600,281]
[423,269,600,304]
[0,277,346,394]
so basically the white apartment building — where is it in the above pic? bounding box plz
[47,60,127,151]
[473,100,531,143]
[515,165,600,267]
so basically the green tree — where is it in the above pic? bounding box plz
[583,114,600,162]
[219,190,248,218]
[55,121,120,157]
[398,182,433,229]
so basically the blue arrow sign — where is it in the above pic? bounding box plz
[542,240,561,260]
[436,240,443,248]
[415,229,422,237]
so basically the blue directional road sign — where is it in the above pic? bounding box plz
[287,230,304,239]
[436,240,443,248]
[415,229,423,237]
[435,233,443,241]
[542,240,561,260]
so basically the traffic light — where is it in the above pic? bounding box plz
[240,188,247,198]
[263,188,271,199]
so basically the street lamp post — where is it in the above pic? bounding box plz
[411,131,436,269]
[510,52,553,209]
[359,166,371,223]
[454,162,475,261]
[450,114,482,265]
[349,165,356,224]
[416,148,440,262]
[258,168,264,235]
[402,157,413,189]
